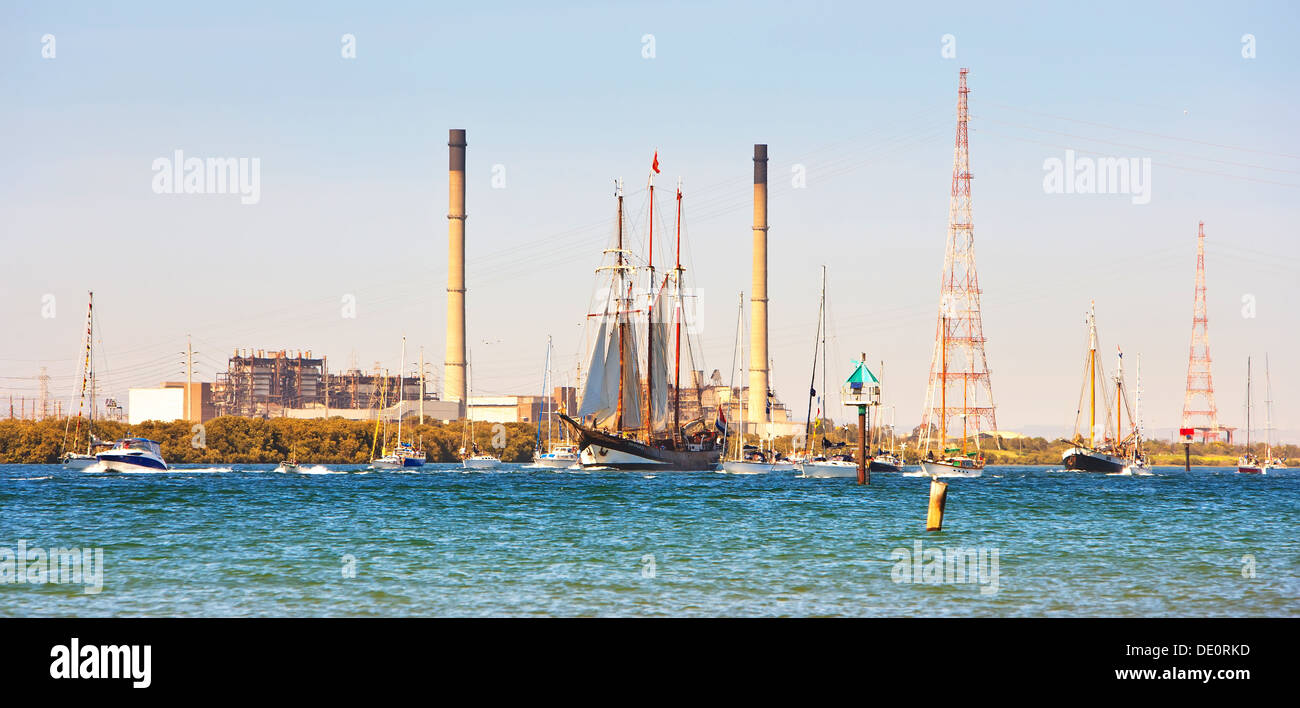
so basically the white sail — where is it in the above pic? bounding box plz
[648,281,671,432]
[595,319,623,429]
[621,321,643,430]
[577,319,610,420]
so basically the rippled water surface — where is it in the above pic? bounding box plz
[1,464,1296,616]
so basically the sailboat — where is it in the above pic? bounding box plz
[1263,356,1287,469]
[532,336,579,468]
[1238,357,1264,474]
[919,304,985,478]
[371,337,427,469]
[558,162,723,471]
[461,353,501,469]
[61,292,110,469]
[721,293,779,474]
[1061,302,1144,473]
[792,267,861,478]
[868,363,903,472]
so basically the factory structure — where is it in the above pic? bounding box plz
[83,129,804,437]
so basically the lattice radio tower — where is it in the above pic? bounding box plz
[920,68,998,443]
[1181,221,1220,441]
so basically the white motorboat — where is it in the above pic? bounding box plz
[96,438,168,472]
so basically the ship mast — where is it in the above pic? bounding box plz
[673,179,684,445]
[397,336,406,451]
[645,159,656,440]
[1116,348,1123,446]
[1245,357,1252,451]
[803,266,826,456]
[615,181,626,433]
[940,312,948,452]
[1088,302,1097,448]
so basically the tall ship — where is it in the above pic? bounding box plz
[559,156,723,470]
[1061,303,1146,473]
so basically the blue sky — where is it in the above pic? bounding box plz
[2,1,1297,438]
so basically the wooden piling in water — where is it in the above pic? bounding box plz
[926,478,948,531]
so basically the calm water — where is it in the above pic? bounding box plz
[0,463,1296,617]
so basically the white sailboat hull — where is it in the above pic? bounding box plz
[462,456,501,469]
[799,460,861,478]
[63,454,98,469]
[720,460,779,474]
[919,459,984,478]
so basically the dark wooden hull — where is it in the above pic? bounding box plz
[1062,447,1126,473]
[557,414,722,471]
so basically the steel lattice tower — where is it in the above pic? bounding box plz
[1181,221,1220,441]
[920,68,998,444]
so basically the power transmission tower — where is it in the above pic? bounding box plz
[1181,221,1221,442]
[920,68,998,446]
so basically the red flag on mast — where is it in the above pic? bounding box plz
[652,151,660,174]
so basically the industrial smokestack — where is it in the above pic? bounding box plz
[748,144,769,430]
[445,129,468,417]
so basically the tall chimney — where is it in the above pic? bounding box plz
[748,144,769,431]
[445,129,468,417]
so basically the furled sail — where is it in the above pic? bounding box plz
[648,280,671,432]
[577,319,611,421]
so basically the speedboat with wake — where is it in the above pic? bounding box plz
[96,438,167,472]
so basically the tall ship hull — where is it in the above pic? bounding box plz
[560,415,720,471]
[1061,446,1127,473]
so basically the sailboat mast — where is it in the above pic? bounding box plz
[738,294,746,458]
[1246,357,1252,450]
[673,180,683,443]
[1265,355,1273,459]
[962,341,968,455]
[1116,349,1123,444]
[646,168,655,439]
[545,336,553,448]
[803,266,826,455]
[615,183,626,433]
[397,336,406,448]
[1088,303,1097,447]
[820,269,828,453]
[940,313,948,450]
